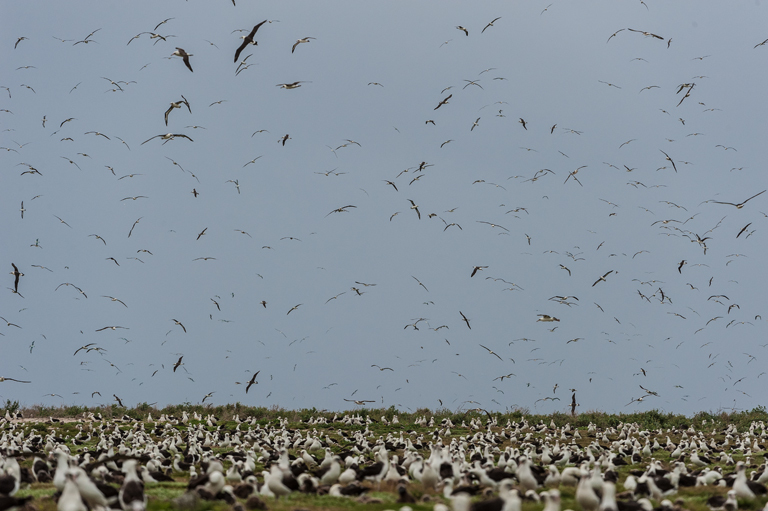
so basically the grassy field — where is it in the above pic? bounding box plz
[4,403,768,511]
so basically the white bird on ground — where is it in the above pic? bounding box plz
[576,474,600,511]
[319,457,342,485]
[599,481,618,511]
[119,460,146,511]
[542,490,560,511]
[734,461,767,500]
[70,467,110,510]
[266,465,292,499]
[58,472,87,511]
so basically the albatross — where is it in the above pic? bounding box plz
[234,20,267,62]
[171,48,193,72]
[141,133,193,145]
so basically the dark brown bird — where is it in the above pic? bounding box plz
[737,223,752,238]
[173,356,184,372]
[434,94,452,110]
[10,263,22,294]
[471,266,488,277]
[459,311,471,329]
[246,371,260,393]
[234,20,267,62]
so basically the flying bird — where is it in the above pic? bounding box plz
[164,95,190,125]
[171,47,193,71]
[173,356,184,372]
[141,133,193,145]
[234,20,267,62]
[592,270,615,286]
[407,199,421,219]
[73,344,96,356]
[659,150,677,172]
[96,325,128,332]
[344,399,375,405]
[459,311,471,329]
[710,190,765,209]
[128,217,142,238]
[276,82,307,89]
[172,319,187,333]
[246,371,260,393]
[10,263,23,293]
[628,28,664,40]
[0,376,31,383]
[326,205,357,217]
[481,17,501,33]
[471,266,488,277]
[292,37,315,53]
[479,344,503,360]
[434,94,452,110]
[102,295,127,307]
[73,28,101,45]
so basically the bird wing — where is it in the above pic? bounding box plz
[234,39,249,62]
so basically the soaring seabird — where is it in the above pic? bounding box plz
[246,371,259,393]
[10,263,22,293]
[434,94,452,110]
[710,189,766,209]
[276,82,307,89]
[482,17,501,33]
[141,133,193,145]
[292,37,315,53]
[0,376,31,383]
[459,311,471,329]
[172,319,187,333]
[164,95,190,126]
[171,48,193,72]
[234,20,267,62]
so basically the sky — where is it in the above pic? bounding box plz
[2,0,768,415]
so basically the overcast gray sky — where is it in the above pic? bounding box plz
[2,0,767,414]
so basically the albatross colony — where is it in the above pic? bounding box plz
[1,410,768,511]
